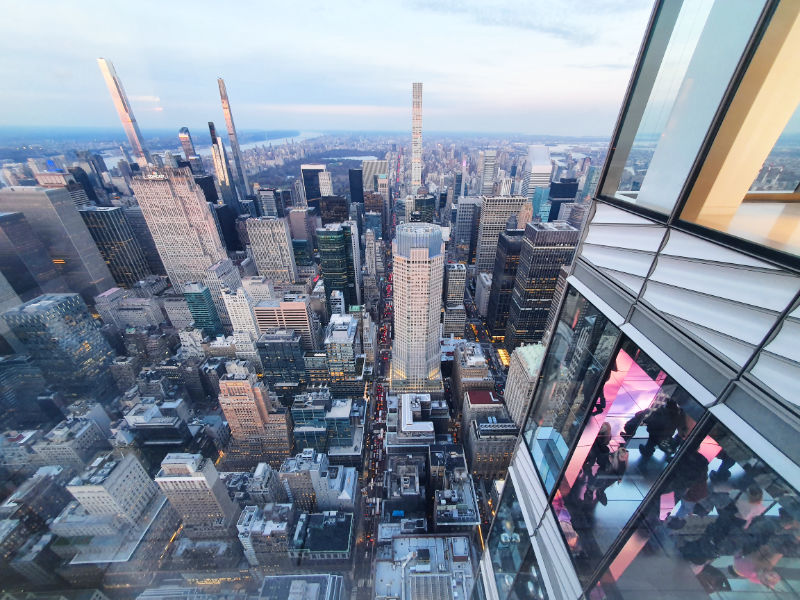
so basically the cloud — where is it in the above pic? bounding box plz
[130,95,161,103]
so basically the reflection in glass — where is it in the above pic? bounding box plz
[552,342,704,583]
[596,420,800,599]
[523,286,620,492]
[487,478,549,600]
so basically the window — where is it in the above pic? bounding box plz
[600,0,767,215]
[550,339,705,583]
[523,286,620,492]
[594,417,800,598]
[679,1,800,257]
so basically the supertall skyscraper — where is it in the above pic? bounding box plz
[411,82,423,192]
[178,127,204,174]
[391,223,443,393]
[208,121,239,210]
[96,58,150,166]
[217,78,250,198]
[246,217,297,283]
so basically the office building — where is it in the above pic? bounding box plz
[0,211,65,301]
[0,187,114,303]
[218,373,290,468]
[521,144,552,198]
[94,287,163,328]
[504,222,578,349]
[479,150,498,195]
[278,449,357,513]
[464,414,517,480]
[33,171,91,208]
[236,503,297,570]
[217,78,249,198]
[318,170,333,197]
[486,227,524,338]
[324,313,363,389]
[221,286,258,335]
[391,223,444,393]
[348,168,363,204]
[453,196,482,263]
[208,121,238,209]
[475,195,527,273]
[443,263,467,337]
[122,206,166,275]
[246,217,297,283]
[66,453,158,526]
[254,294,320,351]
[362,160,389,194]
[300,164,326,202]
[178,127,204,174]
[477,6,800,598]
[475,272,492,317]
[33,417,110,470]
[78,206,151,288]
[451,341,494,411]
[155,453,239,539]
[96,58,150,166]
[329,290,345,316]
[256,328,306,393]
[3,294,116,398]
[319,195,349,225]
[183,282,222,337]
[504,343,545,429]
[317,222,360,307]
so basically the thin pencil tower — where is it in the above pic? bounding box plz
[411,82,423,193]
[97,58,151,166]
[217,78,250,199]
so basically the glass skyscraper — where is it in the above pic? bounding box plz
[476,2,800,598]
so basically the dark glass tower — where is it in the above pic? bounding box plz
[183,282,223,337]
[319,196,350,225]
[317,223,357,307]
[349,168,364,204]
[0,211,66,301]
[486,228,524,338]
[504,222,578,349]
[78,206,151,288]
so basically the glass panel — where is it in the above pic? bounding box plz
[551,340,705,583]
[523,286,620,493]
[595,419,800,599]
[601,0,767,214]
[487,477,549,600]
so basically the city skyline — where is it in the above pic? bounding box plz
[0,1,653,136]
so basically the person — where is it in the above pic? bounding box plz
[639,399,682,458]
[585,445,629,506]
[586,361,619,416]
[583,423,612,479]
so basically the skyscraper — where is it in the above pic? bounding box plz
[411,82,423,192]
[453,197,482,264]
[130,166,230,301]
[348,168,364,204]
[479,150,498,196]
[2,294,116,398]
[486,227,524,338]
[155,453,239,539]
[96,58,150,166]
[391,223,444,393]
[504,222,578,349]
[0,211,66,301]
[475,195,527,273]
[521,144,552,198]
[183,282,223,337]
[246,217,297,283]
[0,187,114,304]
[78,206,151,288]
[503,343,544,428]
[317,223,359,308]
[300,164,326,202]
[218,372,290,468]
[361,160,389,194]
[209,121,239,210]
[178,127,204,174]
[217,78,250,199]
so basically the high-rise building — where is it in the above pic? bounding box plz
[453,197,482,263]
[486,227,524,338]
[218,373,290,468]
[66,453,158,526]
[325,313,362,382]
[391,223,444,393]
[475,195,527,273]
[348,168,363,204]
[477,6,800,598]
[411,83,423,192]
[33,171,91,208]
[0,212,65,301]
[208,122,238,209]
[0,187,114,304]
[362,160,389,194]
[300,165,326,202]
[183,282,223,337]
[317,223,359,308]
[521,144,552,199]
[130,167,237,316]
[96,58,150,166]
[479,150,498,196]
[318,171,333,197]
[78,206,151,288]
[122,206,166,275]
[3,294,116,398]
[221,287,258,336]
[155,453,239,539]
[254,294,321,351]
[504,222,578,349]
[503,343,545,428]
[319,196,349,225]
[443,263,467,338]
[256,329,307,393]
[202,258,242,330]
[217,78,249,199]
[178,127,204,174]
[246,217,297,283]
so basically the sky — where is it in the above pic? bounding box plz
[0,0,653,137]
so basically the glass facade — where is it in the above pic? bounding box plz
[487,477,549,600]
[523,286,620,492]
